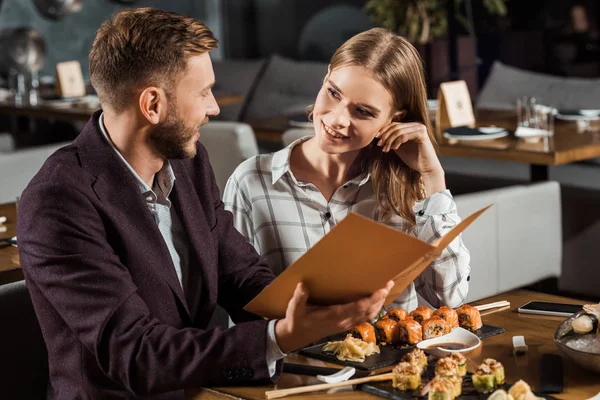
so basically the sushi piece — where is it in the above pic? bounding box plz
[387,307,409,322]
[410,306,434,324]
[427,376,456,400]
[456,304,483,331]
[374,316,398,344]
[422,316,451,339]
[401,348,428,375]
[571,313,599,334]
[435,357,459,378]
[433,306,459,329]
[448,353,467,377]
[396,316,423,344]
[483,358,505,385]
[349,322,376,344]
[508,379,534,400]
[473,363,496,393]
[486,389,513,400]
[392,361,422,390]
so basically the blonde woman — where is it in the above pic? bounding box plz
[223,28,470,310]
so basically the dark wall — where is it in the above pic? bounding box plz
[0,0,216,79]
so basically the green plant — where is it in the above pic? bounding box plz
[364,0,507,44]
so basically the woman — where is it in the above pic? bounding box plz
[223,28,470,310]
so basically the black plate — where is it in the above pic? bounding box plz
[361,375,558,400]
[299,325,505,371]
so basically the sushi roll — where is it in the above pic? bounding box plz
[422,316,451,339]
[433,306,459,329]
[508,379,534,400]
[456,304,483,331]
[483,358,505,385]
[392,361,421,390]
[396,316,423,345]
[448,353,467,377]
[386,307,409,322]
[401,348,428,375]
[349,321,376,344]
[571,313,599,334]
[472,363,496,393]
[410,306,434,324]
[427,376,456,400]
[374,316,398,344]
[435,357,459,378]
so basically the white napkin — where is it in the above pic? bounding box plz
[515,127,549,138]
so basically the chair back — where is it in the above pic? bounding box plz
[0,280,48,399]
[282,128,313,148]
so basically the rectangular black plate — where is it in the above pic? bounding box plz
[361,377,558,400]
[299,324,505,371]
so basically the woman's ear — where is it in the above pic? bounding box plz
[392,110,407,122]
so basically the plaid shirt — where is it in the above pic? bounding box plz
[223,137,470,310]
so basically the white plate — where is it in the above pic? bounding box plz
[514,126,549,138]
[443,130,508,141]
[478,126,507,134]
[417,327,481,358]
[556,113,600,121]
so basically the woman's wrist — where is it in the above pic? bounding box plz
[421,168,446,197]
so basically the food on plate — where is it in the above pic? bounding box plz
[396,316,423,344]
[571,313,598,335]
[321,334,380,362]
[350,321,376,344]
[427,376,459,400]
[483,358,505,385]
[391,361,422,390]
[433,306,459,329]
[583,303,600,321]
[473,363,496,393]
[435,357,459,378]
[448,352,467,376]
[387,307,409,322]
[374,316,398,344]
[456,304,483,331]
[423,316,451,339]
[401,348,428,374]
[507,379,544,400]
[410,306,434,324]
[487,389,514,400]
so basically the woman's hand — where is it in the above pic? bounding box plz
[375,122,446,195]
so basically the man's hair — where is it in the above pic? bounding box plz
[89,7,218,112]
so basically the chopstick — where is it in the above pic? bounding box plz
[265,372,393,399]
[474,300,510,312]
[480,304,511,316]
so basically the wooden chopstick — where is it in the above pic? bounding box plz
[474,300,510,311]
[265,372,393,399]
[480,304,511,316]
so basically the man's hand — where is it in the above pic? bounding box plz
[274,281,394,353]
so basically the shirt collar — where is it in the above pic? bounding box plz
[270,136,371,187]
[98,112,175,201]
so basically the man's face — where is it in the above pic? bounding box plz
[149,53,220,159]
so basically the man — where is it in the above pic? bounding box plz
[17,7,393,399]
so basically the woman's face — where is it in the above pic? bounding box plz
[312,65,396,155]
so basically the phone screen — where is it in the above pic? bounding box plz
[519,301,583,314]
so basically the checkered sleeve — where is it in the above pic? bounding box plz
[223,172,255,246]
[411,190,470,308]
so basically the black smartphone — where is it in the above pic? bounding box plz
[517,301,583,317]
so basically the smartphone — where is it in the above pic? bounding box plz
[517,301,584,317]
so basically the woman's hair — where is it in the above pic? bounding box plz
[329,28,435,227]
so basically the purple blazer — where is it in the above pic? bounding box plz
[17,111,282,399]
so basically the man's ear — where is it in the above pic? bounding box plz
[139,87,166,125]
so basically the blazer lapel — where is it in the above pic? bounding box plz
[75,112,192,320]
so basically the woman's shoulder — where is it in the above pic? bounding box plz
[230,153,275,186]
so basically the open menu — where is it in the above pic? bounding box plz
[244,205,491,319]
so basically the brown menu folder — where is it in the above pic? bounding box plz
[244,205,491,319]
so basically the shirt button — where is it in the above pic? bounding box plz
[417,210,425,216]
[343,185,349,189]
[145,196,153,202]
[324,212,331,219]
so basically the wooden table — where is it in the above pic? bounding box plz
[0,94,245,124]
[186,290,600,400]
[0,202,21,285]
[248,110,600,182]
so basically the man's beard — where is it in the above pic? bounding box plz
[148,110,201,159]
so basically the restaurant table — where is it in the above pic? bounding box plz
[0,202,20,285]
[186,290,600,400]
[248,109,600,182]
[0,93,245,124]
